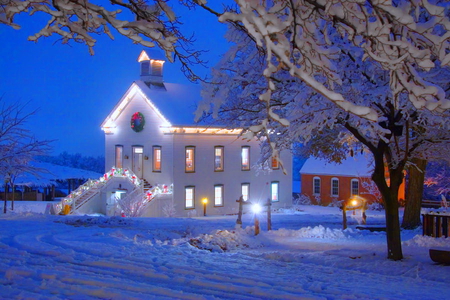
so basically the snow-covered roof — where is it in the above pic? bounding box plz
[300,155,373,177]
[101,80,201,131]
[14,162,103,187]
[134,80,200,125]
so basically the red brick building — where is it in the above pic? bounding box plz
[300,156,405,206]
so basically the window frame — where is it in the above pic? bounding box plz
[214,184,224,207]
[241,183,250,202]
[271,181,279,202]
[351,179,359,196]
[152,145,162,172]
[241,146,250,171]
[185,186,195,209]
[185,146,196,173]
[115,145,123,169]
[214,146,224,172]
[331,177,339,197]
[313,176,321,195]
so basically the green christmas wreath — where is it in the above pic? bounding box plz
[131,112,145,132]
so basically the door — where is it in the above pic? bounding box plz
[132,146,143,178]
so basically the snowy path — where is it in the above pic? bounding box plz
[0,207,449,299]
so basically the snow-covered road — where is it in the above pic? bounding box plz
[0,205,449,299]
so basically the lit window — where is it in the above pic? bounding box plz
[153,146,161,172]
[313,177,321,195]
[152,61,163,76]
[115,145,123,169]
[185,186,195,209]
[241,183,250,201]
[214,146,224,171]
[241,146,250,171]
[351,179,359,195]
[214,185,224,207]
[271,181,279,202]
[134,147,143,154]
[271,156,279,170]
[331,178,339,197]
[185,146,195,172]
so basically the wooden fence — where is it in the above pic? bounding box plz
[422,213,450,238]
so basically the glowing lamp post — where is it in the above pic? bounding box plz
[342,195,367,229]
[202,198,208,216]
[252,203,262,235]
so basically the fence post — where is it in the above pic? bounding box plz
[267,198,272,231]
[236,196,244,228]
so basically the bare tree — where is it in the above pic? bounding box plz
[0,99,52,212]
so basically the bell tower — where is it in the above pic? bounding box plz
[137,50,165,89]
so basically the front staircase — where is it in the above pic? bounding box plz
[53,167,173,216]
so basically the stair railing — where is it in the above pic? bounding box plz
[54,167,143,215]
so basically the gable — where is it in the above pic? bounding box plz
[101,80,202,133]
[101,82,172,133]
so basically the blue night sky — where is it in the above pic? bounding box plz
[0,5,230,157]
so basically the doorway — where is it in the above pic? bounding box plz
[132,146,143,178]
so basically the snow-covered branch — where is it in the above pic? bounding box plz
[1,0,206,81]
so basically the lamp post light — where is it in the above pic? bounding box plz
[252,203,262,235]
[202,198,208,216]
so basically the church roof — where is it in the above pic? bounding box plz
[101,80,202,132]
[300,155,373,177]
[134,80,201,126]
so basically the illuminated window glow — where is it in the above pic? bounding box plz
[214,185,224,207]
[241,183,250,202]
[241,146,250,171]
[185,146,195,172]
[272,156,279,170]
[185,186,195,209]
[214,146,224,171]
[153,146,161,172]
[271,181,279,202]
[115,145,123,169]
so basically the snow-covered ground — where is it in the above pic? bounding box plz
[1,202,449,299]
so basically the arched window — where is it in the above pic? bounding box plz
[351,179,359,195]
[331,178,339,197]
[313,177,321,195]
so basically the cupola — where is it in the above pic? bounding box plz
[137,50,166,89]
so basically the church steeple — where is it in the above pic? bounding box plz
[137,50,165,89]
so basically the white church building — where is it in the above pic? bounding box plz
[54,50,292,217]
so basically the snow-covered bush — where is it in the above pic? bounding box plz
[294,194,312,205]
[162,200,177,218]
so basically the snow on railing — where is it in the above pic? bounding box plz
[54,167,143,215]
[421,208,450,216]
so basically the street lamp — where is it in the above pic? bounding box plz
[202,198,208,216]
[252,203,262,235]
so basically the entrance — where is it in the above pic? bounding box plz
[132,146,143,178]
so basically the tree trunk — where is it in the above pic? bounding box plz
[11,184,15,211]
[371,154,404,261]
[402,158,427,229]
[383,191,403,260]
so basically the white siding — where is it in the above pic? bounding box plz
[104,90,174,189]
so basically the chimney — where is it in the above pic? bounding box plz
[137,50,166,89]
